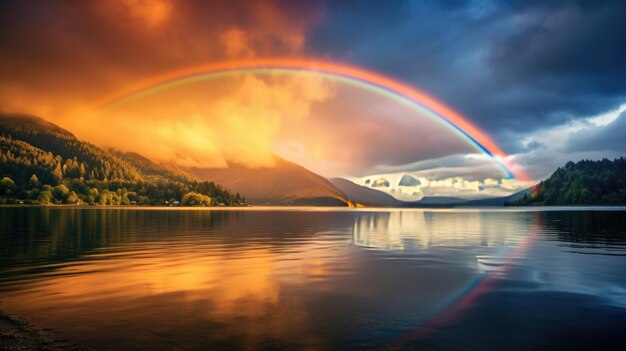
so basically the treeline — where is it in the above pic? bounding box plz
[0,115,245,206]
[511,157,626,205]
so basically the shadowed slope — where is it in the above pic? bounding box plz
[329,177,402,207]
[188,158,348,206]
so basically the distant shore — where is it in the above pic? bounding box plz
[1,204,626,212]
[0,203,249,208]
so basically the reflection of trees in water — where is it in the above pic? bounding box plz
[540,211,626,244]
[352,211,533,252]
[0,208,227,266]
[0,208,357,272]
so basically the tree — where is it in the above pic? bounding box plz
[67,191,79,204]
[181,192,212,207]
[0,177,16,196]
[52,163,63,183]
[37,190,53,204]
[29,174,39,187]
[97,190,110,205]
[53,184,70,201]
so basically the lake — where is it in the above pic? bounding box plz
[1,207,626,350]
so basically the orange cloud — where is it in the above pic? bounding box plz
[102,0,173,28]
[125,0,171,26]
[220,28,255,58]
[0,1,323,120]
[75,73,334,169]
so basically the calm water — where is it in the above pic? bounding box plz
[1,207,626,350]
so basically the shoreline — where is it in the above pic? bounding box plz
[0,310,88,351]
[1,204,626,212]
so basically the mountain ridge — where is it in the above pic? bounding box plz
[330,177,470,207]
[187,158,349,206]
[0,114,244,206]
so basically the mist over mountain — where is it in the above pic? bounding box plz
[0,114,244,206]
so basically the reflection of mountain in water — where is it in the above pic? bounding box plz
[352,211,531,252]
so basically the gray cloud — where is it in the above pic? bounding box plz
[373,153,507,181]
[511,107,626,179]
[566,111,626,153]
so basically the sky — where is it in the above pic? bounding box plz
[1,0,624,199]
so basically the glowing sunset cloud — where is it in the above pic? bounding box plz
[95,58,528,180]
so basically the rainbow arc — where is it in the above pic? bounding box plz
[96,58,527,180]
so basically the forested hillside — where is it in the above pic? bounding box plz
[0,114,245,206]
[511,158,626,205]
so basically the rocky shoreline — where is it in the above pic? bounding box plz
[0,310,88,351]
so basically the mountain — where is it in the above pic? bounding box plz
[511,157,626,205]
[329,177,402,207]
[418,196,467,205]
[330,177,468,207]
[0,114,244,206]
[459,188,531,206]
[109,150,191,184]
[188,158,348,206]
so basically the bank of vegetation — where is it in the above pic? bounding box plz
[0,114,244,206]
[511,157,626,206]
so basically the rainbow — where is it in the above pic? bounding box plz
[385,212,542,347]
[96,58,527,180]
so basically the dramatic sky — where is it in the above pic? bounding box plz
[1,0,624,198]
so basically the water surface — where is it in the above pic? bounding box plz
[1,207,626,350]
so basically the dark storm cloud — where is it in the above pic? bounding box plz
[307,0,626,147]
[490,1,626,91]
[566,111,626,153]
